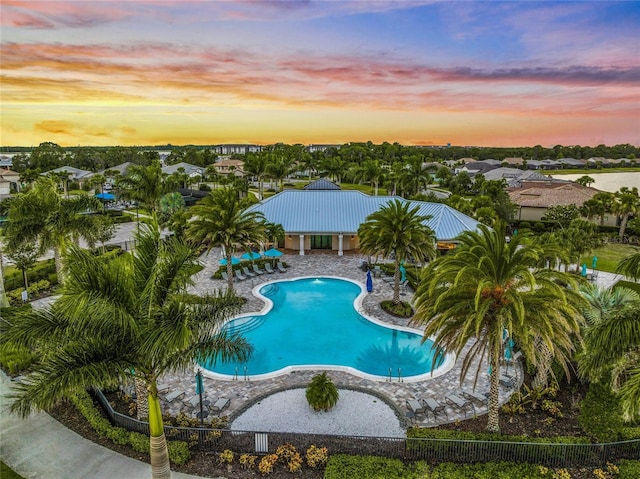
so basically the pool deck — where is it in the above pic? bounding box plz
[154,249,522,429]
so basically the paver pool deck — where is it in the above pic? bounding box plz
[156,248,522,428]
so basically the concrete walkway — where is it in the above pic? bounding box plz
[0,373,205,479]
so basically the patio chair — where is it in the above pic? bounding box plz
[461,390,488,407]
[264,263,276,274]
[235,270,246,281]
[372,265,382,278]
[242,266,256,277]
[252,264,265,275]
[422,398,447,420]
[166,390,185,403]
[406,399,426,415]
[276,262,287,273]
[445,394,475,416]
[156,383,170,394]
[188,395,211,408]
[221,272,229,281]
[211,397,230,413]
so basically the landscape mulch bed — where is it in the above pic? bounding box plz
[45,378,604,479]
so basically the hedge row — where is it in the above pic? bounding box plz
[618,460,640,479]
[324,455,553,479]
[3,259,56,291]
[407,427,590,444]
[70,390,190,465]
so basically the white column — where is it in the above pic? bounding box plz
[338,234,343,256]
[299,234,305,256]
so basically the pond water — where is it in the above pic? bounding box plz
[551,172,640,192]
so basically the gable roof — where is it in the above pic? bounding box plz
[98,162,134,175]
[42,166,93,180]
[162,162,203,176]
[247,190,481,241]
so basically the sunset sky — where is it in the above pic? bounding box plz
[1,0,639,148]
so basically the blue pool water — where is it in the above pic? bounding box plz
[202,277,445,378]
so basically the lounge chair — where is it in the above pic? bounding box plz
[406,399,425,414]
[252,264,265,275]
[461,390,489,407]
[221,272,229,281]
[235,270,246,281]
[264,263,275,274]
[276,262,287,273]
[188,395,211,408]
[445,394,475,416]
[422,398,447,420]
[211,397,230,413]
[156,383,170,393]
[242,266,256,277]
[166,390,185,403]
[372,265,382,278]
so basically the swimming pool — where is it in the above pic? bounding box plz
[201,277,453,381]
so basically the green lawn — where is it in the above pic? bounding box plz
[580,243,639,273]
[1,462,25,479]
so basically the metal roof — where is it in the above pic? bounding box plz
[248,190,481,241]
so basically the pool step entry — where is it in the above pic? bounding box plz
[261,284,279,297]
[224,316,265,335]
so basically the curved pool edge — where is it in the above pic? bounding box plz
[202,275,456,383]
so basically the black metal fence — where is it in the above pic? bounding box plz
[93,389,639,468]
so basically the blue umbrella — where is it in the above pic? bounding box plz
[581,263,587,277]
[366,270,373,293]
[241,251,261,261]
[592,256,598,269]
[219,257,240,266]
[399,263,407,283]
[505,338,514,360]
[95,192,115,200]
[263,247,283,258]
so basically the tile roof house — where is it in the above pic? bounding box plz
[508,183,616,225]
[213,159,244,176]
[247,190,481,255]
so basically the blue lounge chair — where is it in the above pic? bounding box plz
[276,262,287,273]
[242,266,256,277]
[264,263,275,274]
[252,264,265,275]
[235,270,246,281]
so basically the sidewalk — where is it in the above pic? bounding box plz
[0,373,210,479]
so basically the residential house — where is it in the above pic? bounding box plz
[213,159,244,176]
[0,168,20,197]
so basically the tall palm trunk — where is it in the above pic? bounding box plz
[487,349,501,433]
[225,249,234,292]
[533,337,553,388]
[619,213,630,241]
[54,246,65,285]
[0,248,8,308]
[135,378,149,419]
[392,256,401,304]
[148,392,171,479]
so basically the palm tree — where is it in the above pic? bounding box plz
[265,221,285,249]
[581,192,614,226]
[266,157,292,192]
[3,225,251,479]
[116,160,168,222]
[617,249,640,280]
[186,187,266,292]
[4,177,103,284]
[244,152,269,200]
[579,300,640,422]
[612,187,640,241]
[358,199,436,304]
[412,223,585,433]
[357,160,384,195]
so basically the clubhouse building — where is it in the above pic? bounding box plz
[247,180,481,256]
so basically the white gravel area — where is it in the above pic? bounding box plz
[230,388,405,438]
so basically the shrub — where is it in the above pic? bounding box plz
[306,372,339,411]
[258,454,278,474]
[287,452,303,473]
[218,449,234,464]
[239,454,257,470]
[0,342,36,375]
[324,455,407,479]
[579,382,624,442]
[306,445,328,468]
[618,460,640,479]
[380,300,413,318]
[129,432,149,453]
[167,441,190,465]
